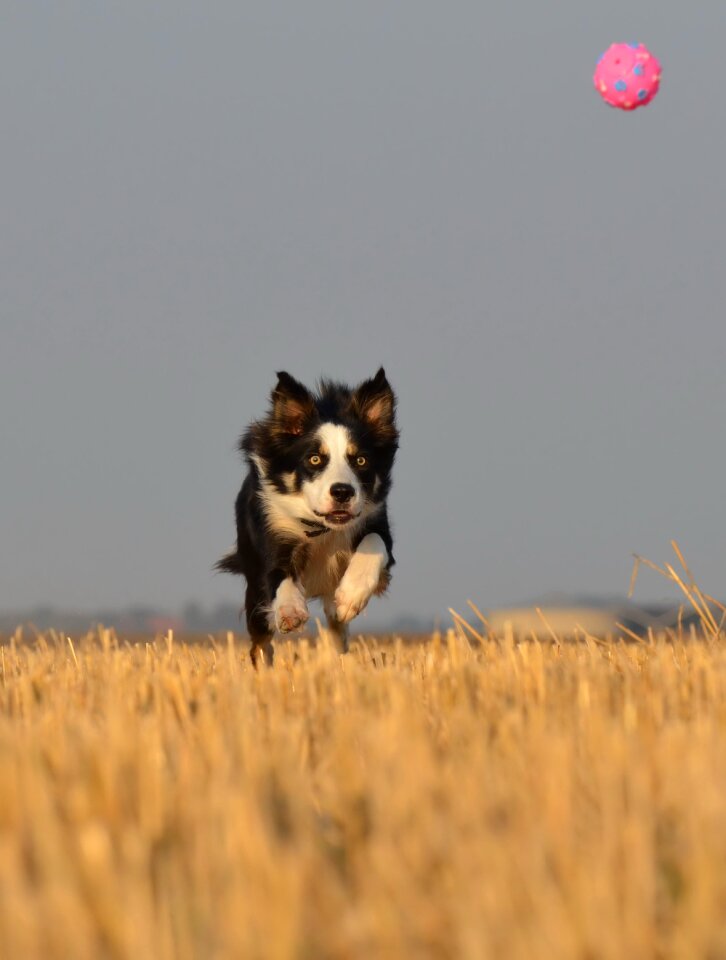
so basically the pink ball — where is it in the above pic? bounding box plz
[593,42,662,111]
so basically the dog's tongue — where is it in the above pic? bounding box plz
[329,511,351,523]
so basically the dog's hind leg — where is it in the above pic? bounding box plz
[249,635,274,667]
[323,596,350,654]
[246,580,274,667]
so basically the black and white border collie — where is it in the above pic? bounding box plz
[217,368,398,665]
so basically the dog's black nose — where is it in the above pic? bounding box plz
[330,483,354,504]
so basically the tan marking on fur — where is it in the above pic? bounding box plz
[282,472,296,493]
[300,530,356,598]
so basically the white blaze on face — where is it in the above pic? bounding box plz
[302,423,361,517]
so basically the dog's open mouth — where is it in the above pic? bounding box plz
[327,510,353,525]
[315,509,360,526]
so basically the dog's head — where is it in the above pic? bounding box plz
[244,368,398,532]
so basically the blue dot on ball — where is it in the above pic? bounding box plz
[633,64,644,76]
[638,89,648,99]
[615,79,627,92]
[628,42,640,49]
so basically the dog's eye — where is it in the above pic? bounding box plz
[356,456,367,467]
[309,454,322,466]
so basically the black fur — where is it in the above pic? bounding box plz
[217,369,398,663]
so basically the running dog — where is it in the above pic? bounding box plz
[217,368,398,664]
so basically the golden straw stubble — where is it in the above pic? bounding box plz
[0,625,725,959]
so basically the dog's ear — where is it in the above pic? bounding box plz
[351,367,397,440]
[270,372,316,436]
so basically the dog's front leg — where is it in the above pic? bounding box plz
[270,577,310,634]
[334,533,389,625]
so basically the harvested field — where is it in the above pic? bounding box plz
[0,625,725,959]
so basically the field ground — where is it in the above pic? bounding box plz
[1,624,726,959]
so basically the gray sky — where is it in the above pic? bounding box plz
[2,1,726,626]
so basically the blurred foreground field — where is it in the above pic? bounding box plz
[1,625,726,959]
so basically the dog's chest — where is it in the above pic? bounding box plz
[299,533,352,599]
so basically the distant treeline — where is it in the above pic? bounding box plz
[2,597,701,639]
[0,602,433,636]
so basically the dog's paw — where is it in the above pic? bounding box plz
[276,603,309,633]
[334,535,389,624]
[271,581,309,634]
[334,569,379,624]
